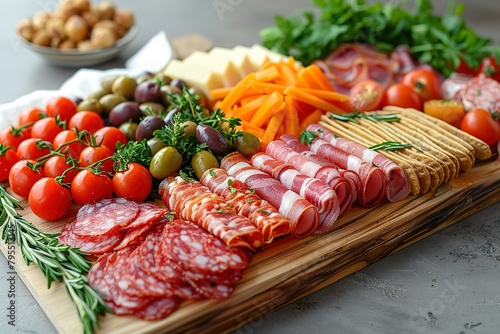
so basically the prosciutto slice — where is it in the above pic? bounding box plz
[307,124,410,202]
[158,176,264,250]
[220,152,320,238]
[250,153,340,233]
[268,137,356,217]
[200,168,291,243]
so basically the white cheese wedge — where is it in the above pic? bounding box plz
[250,44,288,63]
[183,51,241,87]
[209,47,254,77]
[233,45,270,71]
[163,59,223,97]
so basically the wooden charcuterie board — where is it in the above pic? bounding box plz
[1,157,499,334]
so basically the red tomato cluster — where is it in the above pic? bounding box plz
[0,96,152,221]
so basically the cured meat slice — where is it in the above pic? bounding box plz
[184,275,235,300]
[159,177,264,250]
[73,198,140,237]
[307,124,409,203]
[200,168,291,243]
[250,153,340,233]
[220,152,320,238]
[134,296,182,321]
[162,220,252,273]
[441,72,473,101]
[461,74,500,112]
[267,137,356,217]
[59,221,122,255]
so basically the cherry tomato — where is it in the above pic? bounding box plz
[52,130,86,158]
[383,83,422,110]
[8,159,44,198]
[349,80,385,111]
[43,155,79,183]
[94,126,128,152]
[31,117,65,143]
[423,100,465,127]
[69,111,105,134]
[18,107,46,126]
[16,138,51,160]
[29,177,72,221]
[0,126,31,148]
[401,68,442,102]
[0,145,20,182]
[113,162,152,201]
[477,56,500,82]
[79,145,114,174]
[46,96,77,122]
[71,169,113,205]
[460,108,500,146]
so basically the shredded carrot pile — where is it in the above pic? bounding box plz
[210,57,354,150]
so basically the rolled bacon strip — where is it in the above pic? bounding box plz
[307,124,410,202]
[251,153,339,233]
[200,168,291,243]
[267,137,356,217]
[299,137,387,207]
[220,152,320,238]
[158,176,264,250]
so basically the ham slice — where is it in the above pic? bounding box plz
[250,153,340,233]
[307,124,410,202]
[200,168,291,243]
[270,136,357,217]
[158,176,264,250]
[221,152,320,238]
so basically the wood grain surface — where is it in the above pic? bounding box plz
[1,159,499,334]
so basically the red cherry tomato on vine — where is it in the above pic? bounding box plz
[46,96,77,122]
[31,117,65,142]
[349,80,385,111]
[43,155,79,183]
[477,56,500,82]
[94,126,128,152]
[0,126,31,148]
[29,177,72,221]
[17,138,51,160]
[401,68,442,102]
[18,107,46,126]
[52,130,86,158]
[113,162,152,201]
[79,145,114,174]
[71,169,113,205]
[383,83,423,110]
[460,108,500,146]
[69,111,105,134]
[0,146,20,182]
[8,159,44,198]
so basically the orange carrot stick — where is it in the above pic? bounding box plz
[250,91,285,128]
[301,88,350,102]
[218,73,256,113]
[210,86,233,101]
[284,95,300,137]
[299,109,322,133]
[254,66,280,82]
[305,64,335,90]
[261,109,286,151]
[284,86,347,114]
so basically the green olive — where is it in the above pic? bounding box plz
[87,89,108,101]
[119,122,138,141]
[147,137,167,156]
[233,132,261,159]
[159,85,182,106]
[77,98,103,114]
[99,94,127,114]
[101,75,118,93]
[181,120,197,138]
[149,146,183,179]
[191,150,219,180]
[111,76,138,99]
[139,102,166,116]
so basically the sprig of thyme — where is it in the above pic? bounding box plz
[328,111,401,124]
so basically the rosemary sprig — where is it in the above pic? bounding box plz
[329,111,400,124]
[369,141,413,151]
[0,185,110,334]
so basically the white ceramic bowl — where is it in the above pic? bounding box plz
[19,25,138,67]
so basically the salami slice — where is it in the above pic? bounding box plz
[59,221,122,255]
[184,275,235,300]
[221,152,320,238]
[200,168,291,242]
[461,74,500,112]
[134,296,182,321]
[307,124,410,203]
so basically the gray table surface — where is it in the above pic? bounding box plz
[1,1,499,333]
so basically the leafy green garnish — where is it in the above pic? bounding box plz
[260,0,500,76]
[328,111,400,124]
[113,140,153,172]
[299,130,318,145]
[369,141,412,151]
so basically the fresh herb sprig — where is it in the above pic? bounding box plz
[0,185,110,334]
[261,0,500,76]
[369,141,413,151]
[328,111,400,124]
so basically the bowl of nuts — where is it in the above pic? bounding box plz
[16,0,137,67]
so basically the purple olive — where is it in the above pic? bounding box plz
[135,115,166,142]
[108,101,142,127]
[170,78,187,91]
[134,81,161,103]
[163,107,180,125]
[196,124,228,155]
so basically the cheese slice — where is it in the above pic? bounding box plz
[163,59,223,97]
[250,44,288,63]
[209,47,254,77]
[183,50,242,87]
[233,45,269,71]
